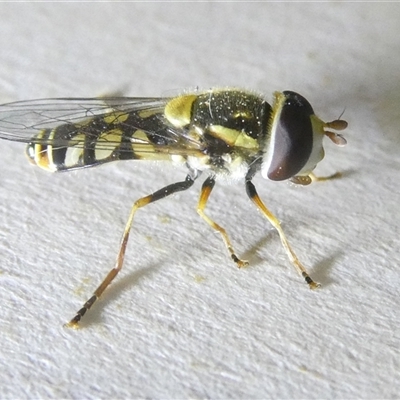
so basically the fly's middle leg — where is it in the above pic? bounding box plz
[197,176,249,268]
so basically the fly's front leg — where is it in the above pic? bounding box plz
[197,176,248,268]
[309,172,342,182]
[245,179,320,289]
[66,174,195,328]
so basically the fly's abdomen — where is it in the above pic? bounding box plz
[25,124,123,172]
[26,129,60,172]
[24,111,169,172]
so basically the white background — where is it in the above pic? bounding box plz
[0,2,399,399]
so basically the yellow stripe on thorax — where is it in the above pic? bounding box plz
[208,125,259,150]
[164,94,197,128]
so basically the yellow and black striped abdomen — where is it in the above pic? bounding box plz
[25,109,179,172]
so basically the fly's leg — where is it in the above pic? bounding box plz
[66,174,195,328]
[245,179,320,289]
[197,176,248,268]
[309,172,342,182]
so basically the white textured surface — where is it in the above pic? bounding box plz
[0,3,399,399]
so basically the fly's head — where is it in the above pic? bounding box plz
[261,90,347,185]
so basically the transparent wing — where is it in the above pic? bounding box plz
[0,97,203,156]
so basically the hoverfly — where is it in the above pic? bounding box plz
[0,89,347,327]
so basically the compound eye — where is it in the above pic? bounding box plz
[266,91,314,181]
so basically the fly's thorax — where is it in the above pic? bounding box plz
[191,89,267,140]
[164,89,269,142]
[164,94,198,128]
[261,91,326,184]
[186,152,251,181]
[164,89,270,180]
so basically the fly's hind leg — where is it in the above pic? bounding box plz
[197,176,248,268]
[66,174,195,328]
[245,179,320,289]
